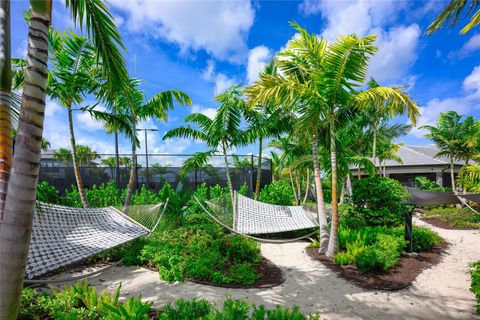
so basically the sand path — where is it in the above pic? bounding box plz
[50,219,480,319]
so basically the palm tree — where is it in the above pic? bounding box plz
[0,0,13,215]
[243,59,292,199]
[0,1,128,317]
[102,78,191,214]
[164,86,246,204]
[47,30,100,207]
[421,111,465,191]
[427,0,480,35]
[247,22,419,258]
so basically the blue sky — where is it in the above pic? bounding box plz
[9,0,480,161]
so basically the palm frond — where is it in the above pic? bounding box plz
[426,0,480,34]
[179,149,217,178]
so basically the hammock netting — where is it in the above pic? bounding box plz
[204,193,318,236]
[26,202,165,279]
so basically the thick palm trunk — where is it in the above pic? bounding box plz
[450,156,456,192]
[67,105,89,208]
[254,137,262,199]
[0,0,12,217]
[302,168,310,204]
[312,134,329,253]
[0,3,51,318]
[123,123,137,214]
[222,142,234,204]
[327,126,339,258]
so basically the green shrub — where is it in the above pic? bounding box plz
[422,207,480,229]
[411,227,443,252]
[470,260,480,315]
[415,176,449,192]
[351,177,410,227]
[19,281,151,320]
[259,180,294,205]
[63,181,124,207]
[36,181,61,204]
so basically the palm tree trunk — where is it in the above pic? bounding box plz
[0,0,12,217]
[357,166,361,179]
[254,137,262,199]
[450,156,456,192]
[67,105,89,208]
[123,122,137,214]
[339,177,346,204]
[0,3,51,318]
[346,173,353,196]
[295,170,302,203]
[463,159,469,193]
[302,168,310,204]
[327,124,339,258]
[222,142,234,204]
[372,122,377,170]
[312,134,329,253]
[289,168,299,205]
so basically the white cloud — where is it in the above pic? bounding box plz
[111,0,255,63]
[75,105,107,131]
[191,104,217,119]
[449,34,480,59]
[15,40,27,58]
[299,0,419,84]
[247,45,272,84]
[201,60,236,95]
[410,65,480,138]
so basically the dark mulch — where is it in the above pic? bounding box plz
[306,243,448,291]
[420,217,479,230]
[189,257,285,289]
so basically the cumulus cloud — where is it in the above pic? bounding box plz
[298,0,419,84]
[191,104,217,119]
[410,65,480,138]
[111,0,255,63]
[201,60,236,95]
[247,45,272,84]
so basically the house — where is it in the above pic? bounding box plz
[356,145,465,188]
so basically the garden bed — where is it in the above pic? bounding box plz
[419,207,480,230]
[306,243,448,291]
[420,217,479,230]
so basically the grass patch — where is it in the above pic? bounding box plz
[470,260,480,315]
[422,207,480,229]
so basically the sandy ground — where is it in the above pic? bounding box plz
[47,219,480,319]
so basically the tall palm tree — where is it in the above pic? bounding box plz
[102,78,191,214]
[0,1,128,317]
[48,30,100,207]
[0,0,13,215]
[427,0,480,35]
[164,86,246,204]
[247,22,419,258]
[421,111,469,192]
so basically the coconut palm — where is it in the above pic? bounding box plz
[421,111,466,191]
[102,78,191,214]
[164,86,246,203]
[0,1,128,317]
[247,22,419,258]
[427,0,480,35]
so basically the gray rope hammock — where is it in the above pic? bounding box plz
[194,192,321,243]
[25,199,168,282]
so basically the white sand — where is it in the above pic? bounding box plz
[48,219,480,319]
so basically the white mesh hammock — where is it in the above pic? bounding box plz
[195,191,319,243]
[26,200,168,280]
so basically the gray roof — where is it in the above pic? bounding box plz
[383,145,465,167]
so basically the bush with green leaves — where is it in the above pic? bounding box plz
[19,281,151,320]
[351,177,410,227]
[414,176,449,192]
[36,181,61,204]
[470,260,480,315]
[422,207,480,229]
[259,180,295,205]
[158,298,321,320]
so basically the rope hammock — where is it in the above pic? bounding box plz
[195,192,320,243]
[25,200,168,281]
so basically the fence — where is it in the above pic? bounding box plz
[39,153,273,195]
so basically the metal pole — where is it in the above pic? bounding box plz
[114,131,120,187]
[144,130,150,188]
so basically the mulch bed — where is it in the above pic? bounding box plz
[420,217,479,230]
[306,243,448,291]
[188,257,285,289]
